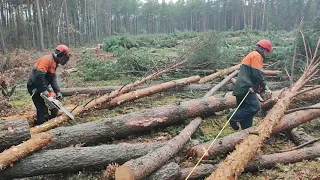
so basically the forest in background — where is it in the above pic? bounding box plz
[0,0,319,52]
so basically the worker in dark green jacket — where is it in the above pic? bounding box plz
[227,39,272,130]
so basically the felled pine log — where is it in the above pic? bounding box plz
[0,119,30,152]
[180,143,320,180]
[188,103,320,159]
[58,80,288,97]
[99,76,201,110]
[146,162,181,180]
[0,142,165,179]
[199,64,282,84]
[199,64,240,84]
[115,117,202,180]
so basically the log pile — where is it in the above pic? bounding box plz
[0,54,319,180]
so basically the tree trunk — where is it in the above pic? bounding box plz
[0,142,165,178]
[57,84,220,97]
[115,118,202,180]
[35,0,44,51]
[43,0,51,48]
[100,76,201,109]
[0,25,5,54]
[188,103,320,159]
[106,0,111,36]
[30,62,185,134]
[204,70,239,98]
[0,120,30,152]
[181,144,320,179]
[146,162,180,180]
[64,0,70,46]
[198,65,240,84]
[94,0,98,41]
[261,0,266,30]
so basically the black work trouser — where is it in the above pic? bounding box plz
[227,92,261,130]
[27,85,58,125]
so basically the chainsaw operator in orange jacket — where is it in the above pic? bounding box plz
[27,45,70,125]
[227,39,272,130]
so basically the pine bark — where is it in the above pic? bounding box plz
[0,120,30,152]
[188,103,320,159]
[146,162,181,180]
[0,142,165,179]
[115,118,202,180]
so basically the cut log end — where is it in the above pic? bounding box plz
[115,166,134,180]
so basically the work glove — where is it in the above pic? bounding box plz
[56,92,63,101]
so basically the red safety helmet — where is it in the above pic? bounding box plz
[55,45,70,57]
[256,39,272,53]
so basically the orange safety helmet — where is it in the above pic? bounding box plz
[55,45,70,57]
[256,39,272,53]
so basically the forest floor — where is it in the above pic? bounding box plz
[0,30,319,180]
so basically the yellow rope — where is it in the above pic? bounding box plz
[184,90,251,180]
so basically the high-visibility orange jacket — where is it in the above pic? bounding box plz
[233,50,267,96]
[27,54,60,93]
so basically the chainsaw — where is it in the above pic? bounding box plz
[40,92,74,120]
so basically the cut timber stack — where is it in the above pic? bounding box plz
[0,119,30,152]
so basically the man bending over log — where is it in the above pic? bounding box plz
[227,39,273,130]
[27,45,71,125]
